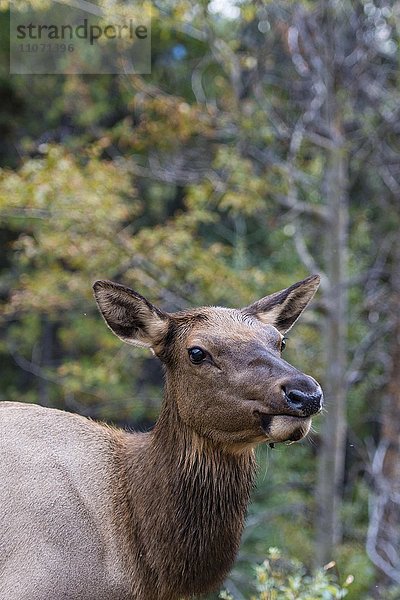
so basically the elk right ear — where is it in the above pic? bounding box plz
[243,274,320,334]
[93,280,169,349]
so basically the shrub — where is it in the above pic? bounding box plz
[221,548,354,600]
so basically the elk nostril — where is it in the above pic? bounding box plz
[286,389,307,406]
[283,386,323,415]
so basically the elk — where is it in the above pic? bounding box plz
[0,275,323,600]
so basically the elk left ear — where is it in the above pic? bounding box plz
[93,280,169,349]
[243,274,320,334]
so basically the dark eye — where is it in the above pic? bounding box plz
[188,347,207,364]
[281,337,288,352]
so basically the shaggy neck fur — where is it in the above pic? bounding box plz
[114,384,256,600]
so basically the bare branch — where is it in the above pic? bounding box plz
[346,321,391,388]
[294,235,327,290]
[274,193,329,221]
[367,440,400,584]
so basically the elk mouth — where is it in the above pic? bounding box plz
[256,411,311,444]
[259,413,273,432]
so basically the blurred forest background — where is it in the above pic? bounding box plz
[1,0,400,598]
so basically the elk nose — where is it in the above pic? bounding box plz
[282,383,323,416]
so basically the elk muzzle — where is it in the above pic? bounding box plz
[254,374,323,444]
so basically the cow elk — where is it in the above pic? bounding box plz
[0,275,323,600]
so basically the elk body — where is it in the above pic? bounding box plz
[0,275,323,600]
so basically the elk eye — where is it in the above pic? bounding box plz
[188,347,207,364]
[281,337,288,352]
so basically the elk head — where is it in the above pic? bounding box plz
[93,275,323,452]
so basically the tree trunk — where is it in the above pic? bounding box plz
[314,0,349,565]
[38,316,54,407]
[315,129,349,563]
[367,237,400,585]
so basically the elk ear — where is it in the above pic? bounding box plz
[243,274,320,334]
[93,280,169,349]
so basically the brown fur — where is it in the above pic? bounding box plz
[90,274,323,598]
[111,404,255,599]
[0,275,322,600]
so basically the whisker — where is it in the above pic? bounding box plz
[307,434,317,448]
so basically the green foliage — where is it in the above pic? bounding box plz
[221,548,353,600]
[335,545,375,600]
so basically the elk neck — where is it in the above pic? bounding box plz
[115,380,256,598]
